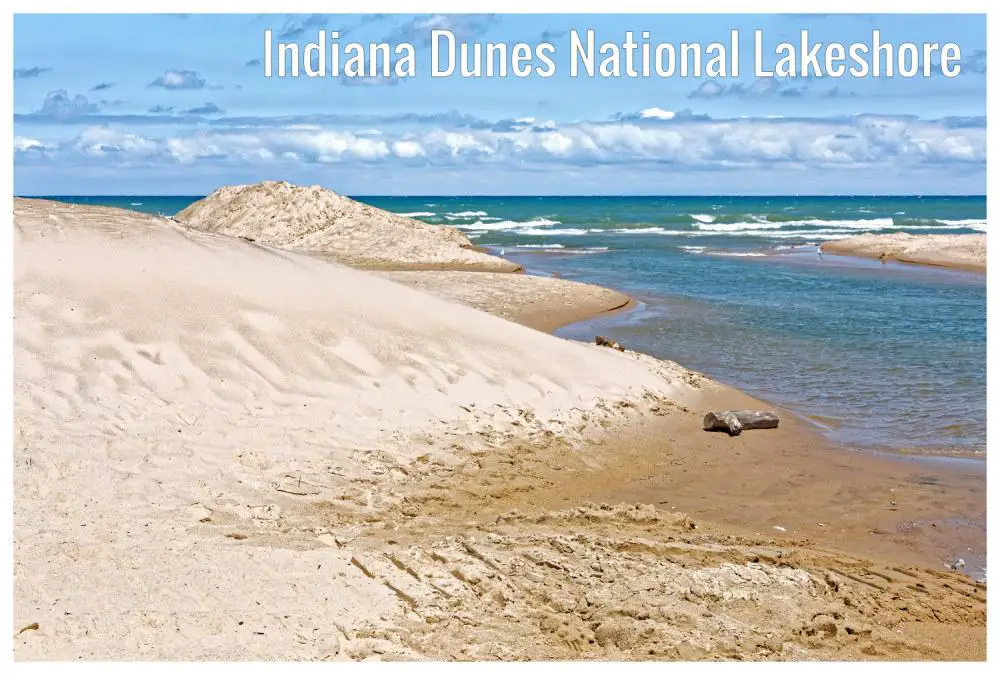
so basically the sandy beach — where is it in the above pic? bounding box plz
[13,192,985,661]
[821,233,986,273]
[381,270,633,332]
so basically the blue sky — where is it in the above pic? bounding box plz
[13,13,986,195]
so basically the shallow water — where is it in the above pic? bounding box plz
[35,193,986,456]
[527,247,985,456]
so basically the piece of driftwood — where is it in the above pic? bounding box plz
[595,335,625,352]
[703,410,779,436]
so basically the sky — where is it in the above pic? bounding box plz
[13,13,987,195]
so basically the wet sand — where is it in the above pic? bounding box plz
[458,281,987,576]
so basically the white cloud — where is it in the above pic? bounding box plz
[637,107,676,120]
[148,70,207,90]
[14,136,50,152]
[19,114,985,175]
[77,127,158,157]
[391,140,425,158]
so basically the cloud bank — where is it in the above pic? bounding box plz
[15,111,984,172]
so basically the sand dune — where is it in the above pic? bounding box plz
[13,198,689,659]
[821,233,986,272]
[14,197,984,661]
[174,181,521,272]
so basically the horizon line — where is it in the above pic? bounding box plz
[15,193,989,199]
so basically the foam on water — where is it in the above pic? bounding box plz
[458,217,562,231]
[521,227,587,236]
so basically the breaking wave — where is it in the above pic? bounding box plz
[455,217,562,231]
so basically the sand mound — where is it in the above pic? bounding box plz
[380,270,632,332]
[174,181,520,272]
[13,197,689,659]
[821,233,986,272]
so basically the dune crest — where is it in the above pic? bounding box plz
[174,180,521,272]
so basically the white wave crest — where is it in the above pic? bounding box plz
[610,226,672,234]
[445,210,489,218]
[696,217,897,233]
[689,213,715,224]
[521,227,588,236]
[706,251,769,257]
[398,211,436,217]
[695,221,786,232]
[454,217,562,231]
[937,219,987,231]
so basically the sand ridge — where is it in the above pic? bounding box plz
[174,181,522,272]
[821,233,986,272]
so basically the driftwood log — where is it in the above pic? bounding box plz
[703,410,779,436]
[595,335,625,352]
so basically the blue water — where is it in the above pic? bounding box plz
[34,194,986,456]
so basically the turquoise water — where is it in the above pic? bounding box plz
[35,194,986,456]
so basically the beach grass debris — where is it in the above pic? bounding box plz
[16,622,39,636]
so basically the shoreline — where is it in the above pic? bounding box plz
[498,260,985,574]
[559,288,986,463]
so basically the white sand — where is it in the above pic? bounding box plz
[175,181,521,272]
[380,270,632,332]
[821,233,986,272]
[13,198,690,659]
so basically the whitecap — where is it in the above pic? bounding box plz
[937,219,987,230]
[454,217,561,231]
[695,221,786,232]
[706,251,769,257]
[610,226,672,234]
[520,227,588,236]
